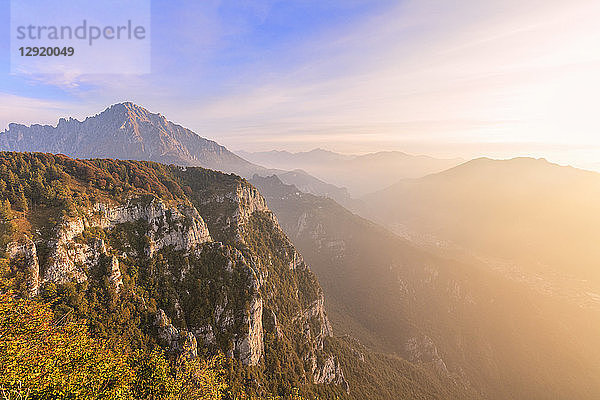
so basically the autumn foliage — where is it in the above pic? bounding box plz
[0,289,233,400]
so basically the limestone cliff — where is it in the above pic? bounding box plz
[6,238,39,297]
[43,197,212,284]
[4,156,346,390]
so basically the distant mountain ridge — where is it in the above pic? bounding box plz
[237,148,463,196]
[0,102,349,202]
[238,148,353,165]
[361,157,600,286]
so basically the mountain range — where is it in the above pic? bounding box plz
[238,148,463,196]
[360,157,600,288]
[0,102,349,203]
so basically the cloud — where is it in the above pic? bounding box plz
[2,0,599,165]
[180,0,600,160]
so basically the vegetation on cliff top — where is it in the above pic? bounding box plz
[0,152,322,399]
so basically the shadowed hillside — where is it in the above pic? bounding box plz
[252,174,600,400]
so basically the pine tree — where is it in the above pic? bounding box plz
[14,190,28,213]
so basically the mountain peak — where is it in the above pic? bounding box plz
[97,101,158,124]
[308,148,337,155]
[454,156,554,172]
[110,101,147,110]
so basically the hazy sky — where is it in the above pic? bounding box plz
[1,0,599,167]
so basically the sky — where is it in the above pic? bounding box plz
[1,0,600,168]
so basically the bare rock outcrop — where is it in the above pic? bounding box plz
[197,182,269,242]
[6,238,40,297]
[95,199,211,256]
[155,309,198,360]
[43,197,211,284]
[230,183,269,224]
[235,296,264,365]
[293,293,348,391]
[405,334,449,376]
[108,255,123,291]
[294,295,333,349]
[313,355,349,393]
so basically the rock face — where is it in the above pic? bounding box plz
[294,294,349,392]
[108,256,123,291]
[231,184,270,223]
[95,199,212,256]
[43,198,211,284]
[45,229,105,284]
[6,238,39,297]
[155,309,198,360]
[405,335,450,376]
[313,355,349,393]
[294,295,333,348]
[236,296,264,366]
[197,181,269,242]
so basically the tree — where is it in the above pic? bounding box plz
[0,289,234,400]
[0,291,132,399]
[13,191,27,213]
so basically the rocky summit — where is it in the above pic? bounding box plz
[0,103,259,176]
